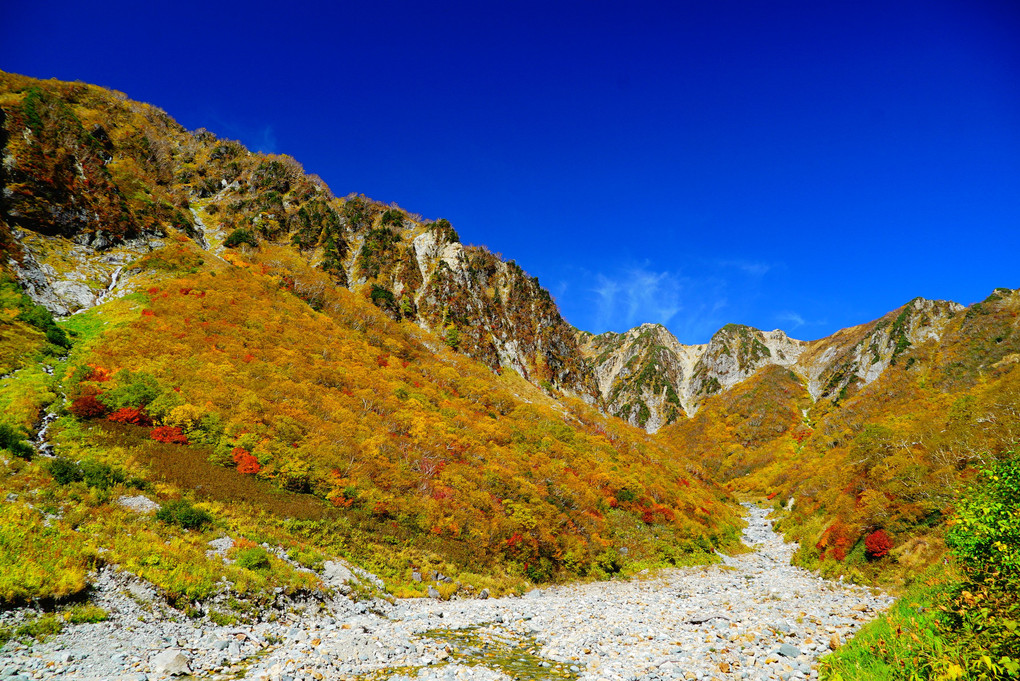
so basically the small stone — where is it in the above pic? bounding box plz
[478,588,489,600]
[828,634,841,650]
[778,643,801,658]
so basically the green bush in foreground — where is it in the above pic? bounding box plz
[822,453,1020,681]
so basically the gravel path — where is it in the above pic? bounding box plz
[0,503,893,681]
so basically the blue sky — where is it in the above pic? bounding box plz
[3,0,1019,342]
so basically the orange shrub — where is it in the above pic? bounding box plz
[817,519,855,561]
[231,447,261,475]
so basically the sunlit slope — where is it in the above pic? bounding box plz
[675,289,1020,586]
[56,242,741,584]
[656,364,812,483]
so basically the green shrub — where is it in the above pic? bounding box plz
[616,488,637,503]
[47,457,84,485]
[0,423,34,458]
[380,209,404,227]
[156,499,213,530]
[234,546,271,572]
[287,547,325,571]
[948,454,1020,585]
[79,460,126,489]
[208,609,238,626]
[223,228,258,249]
[63,604,108,624]
[940,453,1020,673]
[99,370,162,410]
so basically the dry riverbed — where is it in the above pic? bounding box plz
[0,504,892,681]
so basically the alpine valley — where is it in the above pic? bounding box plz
[0,73,1017,680]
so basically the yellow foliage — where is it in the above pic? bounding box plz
[164,403,205,432]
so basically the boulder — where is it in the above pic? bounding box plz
[151,649,191,676]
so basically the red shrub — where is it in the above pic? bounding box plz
[767,491,779,500]
[231,447,261,475]
[865,529,893,559]
[151,426,188,444]
[107,407,153,426]
[141,309,155,317]
[69,394,108,420]
[817,519,855,561]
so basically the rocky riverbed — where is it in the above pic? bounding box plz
[0,504,893,681]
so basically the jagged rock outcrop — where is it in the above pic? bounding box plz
[796,297,963,402]
[0,73,596,400]
[577,323,698,431]
[688,325,806,404]
[581,300,963,431]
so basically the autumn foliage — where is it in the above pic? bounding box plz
[107,407,153,426]
[816,519,855,561]
[150,426,188,445]
[58,247,741,581]
[231,447,261,475]
[864,529,892,559]
[69,394,108,420]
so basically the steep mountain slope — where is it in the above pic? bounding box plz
[0,73,742,608]
[0,72,596,401]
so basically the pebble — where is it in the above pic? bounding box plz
[0,504,892,680]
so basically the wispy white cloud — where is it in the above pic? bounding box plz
[586,263,735,341]
[775,311,806,328]
[774,311,827,331]
[578,255,788,342]
[592,265,684,331]
[715,259,774,277]
[254,125,277,154]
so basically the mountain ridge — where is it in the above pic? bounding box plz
[578,296,966,431]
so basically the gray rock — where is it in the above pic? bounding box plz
[323,560,355,587]
[412,571,422,582]
[778,643,801,658]
[117,495,160,514]
[206,536,235,557]
[428,586,441,599]
[478,588,489,599]
[151,649,191,676]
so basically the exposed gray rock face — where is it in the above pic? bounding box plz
[798,297,963,402]
[580,298,964,431]
[7,229,158,317]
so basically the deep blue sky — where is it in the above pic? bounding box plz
[3,1,1019,342]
